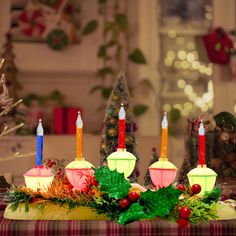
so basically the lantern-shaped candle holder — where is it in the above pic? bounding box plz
[65,159,94,191]
[149,159,177,189]
[24,166,54,192]
[187,165,217,195]
[107,148,136,178]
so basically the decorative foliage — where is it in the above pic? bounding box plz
[82,20,98,36]
[7,168,220,226]
[94,167,131,199]
[128,48,147,64]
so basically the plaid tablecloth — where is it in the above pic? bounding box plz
[1,210,236,236]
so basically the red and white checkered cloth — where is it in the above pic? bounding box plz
[0,210,235,236]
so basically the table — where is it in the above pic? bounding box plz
[1,210,236,236]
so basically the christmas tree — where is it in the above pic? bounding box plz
[144,147,159,187]
[99,72,139,182]
[0,33,21,101]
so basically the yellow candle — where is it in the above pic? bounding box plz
[76,112,83,160]
[160,112,168,160]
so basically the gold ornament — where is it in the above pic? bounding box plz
[101,143,106,150]
[112,95,119,102]
[108,127,117,137]
[125,135,133,146]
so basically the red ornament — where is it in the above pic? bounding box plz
[179,207,191,218]
[177,217,189,228]
[128,192,140,202]
[191,184,201,194]
[119,198,130,209]
[176,184,186,192]
[203,28,233,64]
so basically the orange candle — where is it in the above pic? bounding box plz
[76,111,83,160]
[160,112,168,160]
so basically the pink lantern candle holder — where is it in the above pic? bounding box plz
[24,165,54,192]
[65,159,94,192]
[149,159,177,189]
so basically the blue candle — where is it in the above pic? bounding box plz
[36,119,44,166]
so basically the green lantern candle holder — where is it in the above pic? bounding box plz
[187,165,217,195]
[107,148,136,178]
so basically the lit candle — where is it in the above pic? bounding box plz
[198,120,205,166]
[160,112,168,160]
[36,119,43,166]
[76,111,83,160]
[118,103,126,150]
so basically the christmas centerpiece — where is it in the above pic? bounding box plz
[149,112,178,188]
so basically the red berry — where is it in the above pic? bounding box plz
[119,198,130,209]
[191,184,201,194]
[176,184,186,192]
[128,192,140,202]
[179,207,191,218]
[177,217,189,227]
[220,194,228,201]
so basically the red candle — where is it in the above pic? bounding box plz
[198,121,205,166]
[118,104,126,150]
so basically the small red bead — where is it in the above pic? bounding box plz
[119,198,130,209]
[179,207,191,218]
[128,192,140,202]
[176,184,186,192]
[191,184,201,194]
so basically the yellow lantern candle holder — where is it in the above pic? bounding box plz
[187,164,217,195]
[107,148,136,179]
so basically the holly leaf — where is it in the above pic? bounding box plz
[133,104,148,117]
[82,20,98,36]
[117,203,152,225]
[115,13,128,32]
[129,48,147,64]
[140,186,182,218]
[94,167,131,199]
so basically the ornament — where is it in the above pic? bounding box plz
[19,8,46,38]
[191,184,201,194]
[119,198,130,209]
[125,135,133,146]
[110,117,116,125]
[176,184,186,192]
[101,143,106,150]
[108,127,117,137]
[47,29,68,50]
[128,191,140,202]
[177,217,189,227]
[112,95,119,102]
[179,207,191,218]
